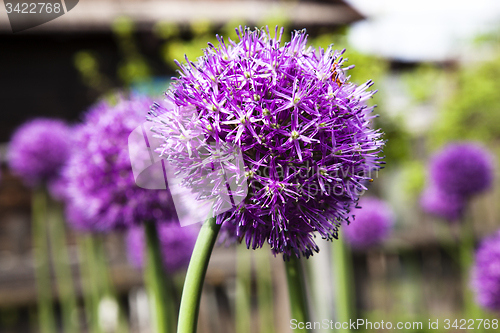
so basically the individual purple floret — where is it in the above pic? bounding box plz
[63,96,177,232]
[471,229,500,312]
[8,118,71,186]
[430,142,494,198]
[344,197,394,248]
[151,26,385,258]
[126,223,198,273]
[420,186,465,222]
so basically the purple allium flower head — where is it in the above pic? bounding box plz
[420,186,465,222]
[471,229,500,312]
[63,96,177,232]
[126,223,198,273]
[151,27,385,258]
[8,118,71,186]
[344,197,394,248]
[430,142,494,198]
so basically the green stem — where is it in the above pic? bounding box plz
[94,236,130,333]
[48,201,80,333]
[459,212,482,319]
[331,234,354,333]
[255,249,276,333]
[78,235,103,333]
[235,245,251,333]
[32,187,56,333]
[284,255,310,333]
[177,217,221,333]
[144,222,175,333]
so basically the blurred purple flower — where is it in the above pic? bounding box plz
[344,197,394,248]
[420,185,465,222]
[430,142,494,198]
[471,229,500,312]
[8,118,71,186]
[48,175,70,202]
[126,223,198,273]
[151,26,385,258]
[63,96,177,232]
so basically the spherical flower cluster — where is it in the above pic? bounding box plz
[151,27,384,257]
[63,96,177,232]
[471,229,500,312]
[8,118,71,186]
[126,223,198,273]
[344,197,394,248]
[420,186,464,222]
[421,142,494,222]
[430,142,494,198]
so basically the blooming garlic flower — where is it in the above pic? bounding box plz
[63,96,177,232]
[471,229,500,312]
[151,27,385,258]
[8,118,71,186]
[344,197,394,248]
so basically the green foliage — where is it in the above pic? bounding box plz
[309,32,388,86]
[153,21,179,40]
[112,17,152,85]
[117,58,151,85]
[159,22,219,69]
[430,55,500,147]
[157,15,290,70]
[403,64,445,103]
[73,51,111,93]
[376,114,412,167]
[399,160,426,199]
[191,20,212,36]
[112,16,134,36]
[256,10,290,37]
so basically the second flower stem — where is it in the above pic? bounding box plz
[459,213,482,319]
[331,233,354,333]
[177,217,220,333]
[284,255,310,333]
[145,222,175,333]
[32,187,56,333]
[48,202,80,333]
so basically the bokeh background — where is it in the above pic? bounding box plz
[1,0,500,332]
